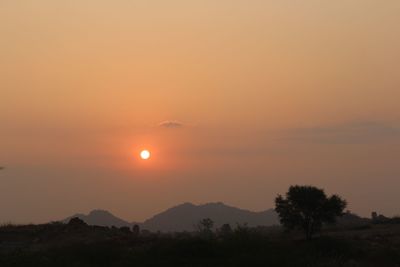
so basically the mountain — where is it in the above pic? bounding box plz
[63,209,132,227]
[62,203,279,231]
[141,202,279,232]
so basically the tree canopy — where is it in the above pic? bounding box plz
[275,185,347,240]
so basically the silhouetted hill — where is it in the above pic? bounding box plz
[141,202,279,232]
[62,203,279,231]
[337,212,371,225]
[63,209,131,227]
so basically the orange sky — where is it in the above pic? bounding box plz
[1,1,400,223]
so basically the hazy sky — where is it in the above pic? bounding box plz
[1,1,400,223]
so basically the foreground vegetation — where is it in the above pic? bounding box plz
[1,220,400,267]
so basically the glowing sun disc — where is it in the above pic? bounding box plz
[140,150,151,160]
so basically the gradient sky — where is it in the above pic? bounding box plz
[1,0,400,223]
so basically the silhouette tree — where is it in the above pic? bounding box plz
[234,223,250,240]
[132,224,140,236]
[196,218,214,238]
[219,223,233,237]
[68,217,87,228]
[275,185,346,240]
[119,226,131,234]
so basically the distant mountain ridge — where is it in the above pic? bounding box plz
[62,202,368,232]
[62,202,279,231]
[63,210,132,227]
[142,202,279,232]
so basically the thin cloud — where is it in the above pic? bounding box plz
[285,121,400,144]
[158,120,185,129]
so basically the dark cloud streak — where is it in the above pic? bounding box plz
[158,120,185,129]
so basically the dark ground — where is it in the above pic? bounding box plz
[1,222,400,267]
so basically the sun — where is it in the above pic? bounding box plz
[140,150,151,160]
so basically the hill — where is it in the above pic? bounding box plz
[63,209,132,227]
[62,203,279,231]
[141,202,279,232]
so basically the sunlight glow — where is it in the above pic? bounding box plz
[140,150,151,160]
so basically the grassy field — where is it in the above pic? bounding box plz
[1,222,400,267]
